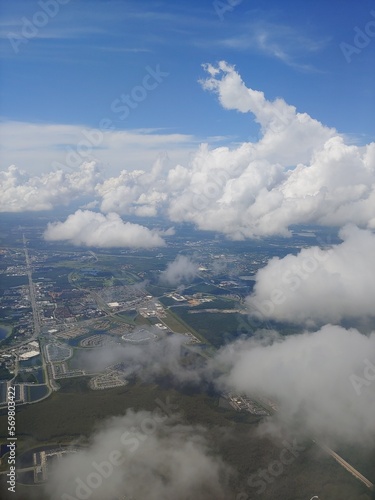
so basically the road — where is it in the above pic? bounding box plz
[1,237,42,356]
[253,397,374,492]
[315,440,374,490]
[19,236,53,395]
[23,234,41,339]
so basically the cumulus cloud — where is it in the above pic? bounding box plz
[99,62,375,239]
[44,411,232,500]
[200,61,335,165]
[97,154,170,217]
[44,210,165,248]
[160,255,199,286]
[0,162,100,212]
[2,62,375,239]
[216,325,375,446]
[166,63,375,238]
[246,225,375,324]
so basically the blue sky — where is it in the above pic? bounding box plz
[0,0,374,175]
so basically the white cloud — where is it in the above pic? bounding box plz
[160,255,199,286]
[73,330,204,385]
[0,162,100,212]
[44,210,165,248]
[246,225,375,324]
[2,63,375,240]
[97,154,170,217]
[200,61,334,162]
[44,410,232,500]
[216,325,375,446]
[164,63,375,238]
[0,120,197,177]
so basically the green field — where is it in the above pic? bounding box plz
[171,307,242,347]
[115,309,138,324]
[189,297,238,310]
[162,309,206,343]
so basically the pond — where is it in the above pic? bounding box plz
[0,325,11,340]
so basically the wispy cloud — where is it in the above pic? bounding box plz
[96,46,152,53]
[0,24,106,41]
[0,120,200,176]
[0,0,219,47]
[214,21,330,72]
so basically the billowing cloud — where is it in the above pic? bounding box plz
[166,63,375,238]
[2,62,375,239]
[44,209,165,248]
[44,411,232,500]
[246,225,375,324]
[216,324,375,446]
[160,255,199,286]
[97,62,375,239]
[0,162,100,212]
[96,155,170,217]
[200,61,335,165]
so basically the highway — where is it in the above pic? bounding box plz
[254,398,374,492]
[20,235,53,395]
[315,440,374,490]
[1,236,42,356]
[23,234,41,339]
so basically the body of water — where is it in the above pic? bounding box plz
[0,326,11,340]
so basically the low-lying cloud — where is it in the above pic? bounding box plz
[160,255,199,286]
[44,411,232,500]
[0,162,100,212]
[216,324,375,446]
[74,330,204,385]
[246,225,375,324]
[44,209,165,248]
[42,324,375,500]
